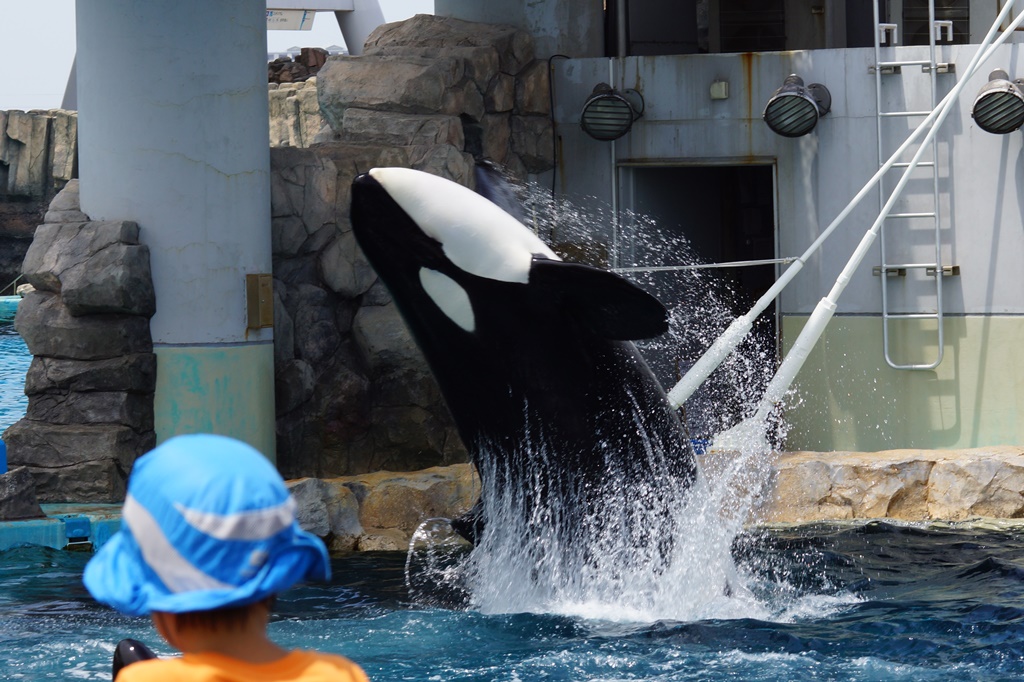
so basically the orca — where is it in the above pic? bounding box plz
[112,638,157,679]
[349,167,696,544]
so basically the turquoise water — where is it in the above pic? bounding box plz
[0,322,29,435]
[4,522,1024,681]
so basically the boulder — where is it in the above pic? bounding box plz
[318,55,466,130]
[515,61,551,116]
[48,110,77,183]
[15,290,153,360]
[928,452,1024,519]
[287,477,333,537]
[26,391,154,430]
[21,220,142,295]
[42,178,88,223]
[24,354,157,395]
[320,231,377,299]
[60,242,156,316]
[511,115,555,172]
[4,421,152,502]
[322,483,364,551]
[296,81,325,146]
[0,466,46,521]
[272,216,307,258]
[268,86,303,148]
[485,73,516,113]
[363,14,534,75]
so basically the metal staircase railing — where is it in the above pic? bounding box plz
[872,0,954,370]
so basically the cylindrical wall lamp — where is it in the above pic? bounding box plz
[580,84,645,141]
[972,69,1024,135]
[763,74,831,138]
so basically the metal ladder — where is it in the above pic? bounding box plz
[871,2,953,370]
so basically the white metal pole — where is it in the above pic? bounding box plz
[335,0,385,55]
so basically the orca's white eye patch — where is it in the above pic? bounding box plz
[369,167,560,284]
[419,268,475,332]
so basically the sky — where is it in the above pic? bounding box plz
[0,0,433,111]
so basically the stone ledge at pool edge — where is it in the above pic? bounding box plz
[288,446,1024,552]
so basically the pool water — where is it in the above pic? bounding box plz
[0,322,29,436]
[4,521,1024,681]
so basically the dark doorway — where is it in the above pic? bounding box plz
[621,164,778,442]
[626,165,776,319]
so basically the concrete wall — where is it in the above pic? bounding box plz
[550,42,1024,451]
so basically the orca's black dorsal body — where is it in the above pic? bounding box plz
[112,638,157,679]
[350,167,696,542]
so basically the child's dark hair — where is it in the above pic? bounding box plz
[167,597,276,633]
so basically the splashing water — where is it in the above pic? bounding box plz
[459,411,788,622]
[405,175,803,623]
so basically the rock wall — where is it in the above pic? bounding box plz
[0,109,76,201]
[269,79,325,148]
[271,145,468,479]
[5,181,157,502]
[272,14,554,478]
[0,109,77,291]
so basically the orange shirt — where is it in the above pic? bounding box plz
[115,650,370,682]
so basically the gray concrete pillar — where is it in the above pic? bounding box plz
[75,0,276,458]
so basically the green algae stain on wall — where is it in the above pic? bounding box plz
[153,343,276,461]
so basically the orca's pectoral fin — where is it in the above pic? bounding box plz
[112,638,158,680]
[530,259,669,340]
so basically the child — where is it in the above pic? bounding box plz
[84,433,369,681]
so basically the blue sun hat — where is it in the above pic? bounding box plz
[83,434,330,617]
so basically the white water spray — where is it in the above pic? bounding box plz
[406,176,806,623]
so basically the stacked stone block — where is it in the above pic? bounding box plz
[5,181,156,502]
[316,14,554,177]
